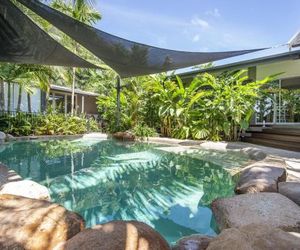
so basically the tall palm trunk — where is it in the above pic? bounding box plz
[7,81,11,112]
[0,80,4,111]
[17,84,22,112]
[27,93,32,113]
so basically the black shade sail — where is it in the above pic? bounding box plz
[16,0,266,78]
[0,0,96,68]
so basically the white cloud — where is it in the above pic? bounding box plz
[191,17,209,29]
[206,8,221,18]
[192,34,200,42]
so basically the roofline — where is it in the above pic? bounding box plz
[50,85,99,97]
[177,48,300,79]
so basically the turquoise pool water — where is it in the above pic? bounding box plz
[0,138,246,243]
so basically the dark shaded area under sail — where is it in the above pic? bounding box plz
[0,0,96,68]
[2,0,267,77]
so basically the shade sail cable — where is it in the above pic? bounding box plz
[0,0,97,68]
[16,0,267,78]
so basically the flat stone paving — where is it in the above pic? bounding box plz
[148,137,300,181]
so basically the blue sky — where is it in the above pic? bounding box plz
[95,0,300,52]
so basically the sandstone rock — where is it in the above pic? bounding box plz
[172,235,213,250]
[113,131,135,141]
[0,131,5,140]
[64,220,170,250]
[0,194,85,250]
[279,182,300,206]
[235,157,287,194]
[5,133,15,141]
[0,164,22,186]
[207,224,300,250]
[241,148,266,161]
[0,179,51,201]
[211,193,300,232]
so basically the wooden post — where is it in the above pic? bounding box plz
[81,95,85,113]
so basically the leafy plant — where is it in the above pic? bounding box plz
[131,123,157,140]
[97,70,277,141]
[0,112,99,136]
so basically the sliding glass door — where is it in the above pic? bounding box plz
[255,77,300,125]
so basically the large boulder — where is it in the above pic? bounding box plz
[5,133,15,141]
[64,220,170,250]
[211,193,300,232]
[0,163,22,186]
[0,194,85,250]
[207,224,300,250]
[241,148,266,161]
[172,235,213,250]
[235,157,287,194]
[0,179,51,201]
[113,131,135,141]
[0,131,5,144]
[279,182,300,206]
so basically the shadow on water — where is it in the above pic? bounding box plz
[0,139,241,243]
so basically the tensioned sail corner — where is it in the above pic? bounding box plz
[0,0,97,68]
[16,0,267,78]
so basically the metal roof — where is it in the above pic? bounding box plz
[177,45,300,78]
[50,85,99,97]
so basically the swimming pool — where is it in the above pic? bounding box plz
[0,138,248,243]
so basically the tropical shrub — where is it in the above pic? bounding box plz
[131,123,157,140]
[186,70,276,141]
[0,112,99,136]
[97,70,277,141]
[97,89,132,133]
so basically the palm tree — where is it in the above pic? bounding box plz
[51,0,101,115]
[0,64,24,112]
[14,64,55,112]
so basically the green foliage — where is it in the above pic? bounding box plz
[1,113,33,136]
[97,88,131,133]
[0,113,99,136]
[131,123,157,140]
[155,70,276,141]
[97,70,276,141]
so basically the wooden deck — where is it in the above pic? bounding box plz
[242,126,300,152]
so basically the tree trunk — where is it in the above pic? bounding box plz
[7,82,11,112]
[71,67,76,116]
[0,80,4,111]
[233,125,238,141]
[17,84,22,112]
[27,92,32,113]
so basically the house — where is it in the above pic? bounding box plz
[177,32,300,151]
[0,83,99,117]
